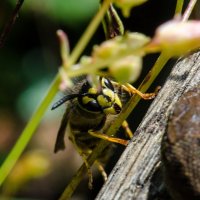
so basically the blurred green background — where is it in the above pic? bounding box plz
[0,0,196,199]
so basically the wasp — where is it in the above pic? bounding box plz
[52,76,156,188]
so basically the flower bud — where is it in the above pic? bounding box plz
[149,20,200,56]
[109,55,142,83]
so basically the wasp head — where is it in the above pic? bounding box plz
[78,77,122,115]
[52,77,122,115]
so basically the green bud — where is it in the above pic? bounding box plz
[109,55,142,83]
[114,0,148,17]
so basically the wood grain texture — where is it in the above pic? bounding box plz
[96,51,200,200]
[162,87,200,200]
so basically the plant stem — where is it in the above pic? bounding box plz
[175,0,184,15]
[182,0,197,21]
[68,0,112,66]
[0,74,60,186]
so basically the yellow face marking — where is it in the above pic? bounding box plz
[82,96,95,105]
[103,107,118,115]
[102,88,115,102]
[101,77,107,88]
[114,94,122,109]
[88,87,97,94]
[97,95,112,107]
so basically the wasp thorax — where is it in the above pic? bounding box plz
[78,77,122,115]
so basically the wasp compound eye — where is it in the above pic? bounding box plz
[101,77,114,91]
[81,80,92,94]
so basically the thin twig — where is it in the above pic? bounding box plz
[182,0,197,21]
[0,0,24,48]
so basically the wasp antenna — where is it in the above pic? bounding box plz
[51,94,79,110]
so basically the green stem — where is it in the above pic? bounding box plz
[175,0,184,15]
[68,0,112,66]
[138,53,170,92]
[0,74,60,186]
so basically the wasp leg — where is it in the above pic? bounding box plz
[79,151,93,189]
[95,160,107,182]
[88,130,129,146]
[123,83,158,100]
[68,135,93,189]
[122,120,133,139]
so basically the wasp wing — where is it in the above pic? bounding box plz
[54,107,71,153]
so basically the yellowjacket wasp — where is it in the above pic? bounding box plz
[52,76,156,188]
